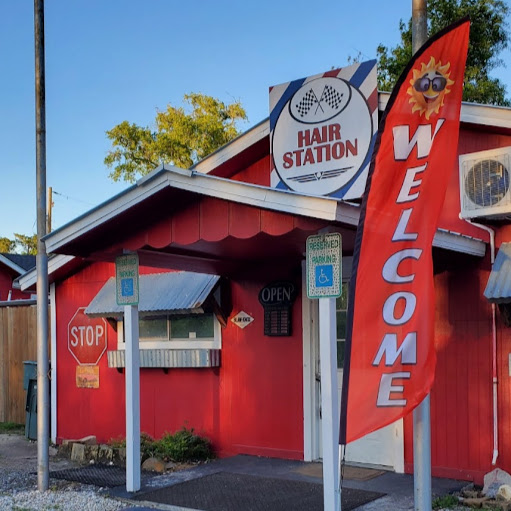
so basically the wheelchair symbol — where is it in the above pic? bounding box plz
[315,265,333,288]
[121,278,134,297]
[318,269,329,284]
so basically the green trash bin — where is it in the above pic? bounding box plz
[23,361,37,391]
[23,361,37,440]
[25,379,37,440]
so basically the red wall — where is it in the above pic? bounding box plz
[403,126,511,483]
[55,262,304,459]
[404,256,495,483]
[231,155,271,186]
[0,267,32,301]
[437,127,511,240]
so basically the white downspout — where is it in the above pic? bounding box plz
[463,219,498,465]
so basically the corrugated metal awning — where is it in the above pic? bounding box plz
[85,271,220,318]
[484,243,511,303]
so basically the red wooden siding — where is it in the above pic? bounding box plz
[55,261,304,459]
[110,196,325,255]
[0,267,32,301]
[437,127,511,240]
[405,257,495,483]
[231,156,271,186]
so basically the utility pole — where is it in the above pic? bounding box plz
[411,2,432,511]
[34,0,50,491]
[47,187,53,233]
[412,0,428,54]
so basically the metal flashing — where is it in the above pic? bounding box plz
[85,271,220,318]
[107,348,220,368]
[485,243,511,303]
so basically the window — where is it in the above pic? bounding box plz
[336,282,349,369]
[118,313,221,350]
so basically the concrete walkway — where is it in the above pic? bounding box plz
[0,434,468,510]
[112,454,468,511]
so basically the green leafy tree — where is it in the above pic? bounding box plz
[14,233,37,255]
[105,93,247,183]
[0,237,16,253]
[377,0,510,106]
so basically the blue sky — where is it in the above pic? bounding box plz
[1,0,510,241]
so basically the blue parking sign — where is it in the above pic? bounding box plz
[315,265,333,287]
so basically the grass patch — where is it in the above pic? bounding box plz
[0,422,24,434]
[432,494,459,509]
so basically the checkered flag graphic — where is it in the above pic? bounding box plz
[296,89,319,117]
[321,84,343,110]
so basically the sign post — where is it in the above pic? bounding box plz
[306,233,342,511]
[116,253,140,492]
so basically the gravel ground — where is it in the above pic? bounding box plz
[0,467,128,511]
[0,433,131,511]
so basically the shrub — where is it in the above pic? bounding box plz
[152,427,213,463]
[108,427,213,463]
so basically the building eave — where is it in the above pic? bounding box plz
[0,254,26,275]
[378,91,511,130]
[44,165,345,255]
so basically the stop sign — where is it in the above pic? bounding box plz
[68,308,108,365]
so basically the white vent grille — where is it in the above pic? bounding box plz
[459,146,511,219]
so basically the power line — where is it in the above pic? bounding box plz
[52,190,94,206]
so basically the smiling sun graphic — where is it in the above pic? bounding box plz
[407,56,454,119]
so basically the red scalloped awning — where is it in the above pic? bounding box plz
[57,187,356,276]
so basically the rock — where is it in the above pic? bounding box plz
[117,447,126,463]
[498,485,511,502]
[165,461,177,471]
[86,445,99,460]
[48,446,58,457]
[463,489,482,499]
[142,457,165,473]
[484,469,511,498]
[70,443,85,462]
[62,435,97,446]
[461,496,490,507]
[98,445,114,463]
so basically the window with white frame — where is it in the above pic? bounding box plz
[117,313,222,350]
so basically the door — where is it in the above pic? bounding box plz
[312,282,404,471]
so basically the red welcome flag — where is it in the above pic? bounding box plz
[340,19,470,444]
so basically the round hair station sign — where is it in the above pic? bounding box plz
[269,62,377,199]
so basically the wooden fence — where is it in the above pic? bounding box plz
[0,302,41,424]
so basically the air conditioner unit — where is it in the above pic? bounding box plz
[459,146,511,220]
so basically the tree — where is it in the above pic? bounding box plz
[377,0,510,106]
[105,93,248,183]
[0,237,15,253]
[14,234,37,255]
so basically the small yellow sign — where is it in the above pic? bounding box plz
[76,365,99,388]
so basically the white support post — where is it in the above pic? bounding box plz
[49,283,57,443]
[413,394,432,511]
[319,297,341,511]
[125,305,141,492]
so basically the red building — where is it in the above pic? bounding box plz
[20,94,511,484]
[0,253,35,301]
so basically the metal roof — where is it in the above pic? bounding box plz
[484,243,511,303]
[85,271,220,318]
[0,253,36,274]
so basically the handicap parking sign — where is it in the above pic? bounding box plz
[306,233,341,299]
[315,265,334,288]
[121,278,134,297]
